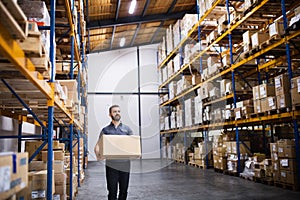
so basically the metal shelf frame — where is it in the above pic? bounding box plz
[0,0,88,199]
[159,0,300,178]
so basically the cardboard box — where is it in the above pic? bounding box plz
[266,96,277,111]
[234,108,242,120]
[254,99,262,113]
[53,161,65,174]
[25,141,48,161]
[291,76,300,105]
[276,94,292,109]
[0,152,28,200]
[273,161,279,171]
[94,135,141,160]
[269,21,284,37]
[251,32,269,48]
[242,105,254,116]
[259,84,275,99]
[29,161,47,171]
[253,85,260,100]
[270,143,278,153]
[283,145,296,158]
[54,173,67,185]
[275,74,290,96]
[29,170,55,198]
[279,159,297,172]
[279,170,298,185]
[42,150,65,162]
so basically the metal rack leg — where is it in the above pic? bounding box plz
[293,120,300,185]
[47,106,54,200]
[18,119,22,152]
[69,123,74,200]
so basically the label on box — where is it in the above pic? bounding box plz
[260,86,266,97]
[280,159,289,167]
[255,92,259,99]
[0,166,11,192]
[298,78,300,92]
[281,172,287,178]
[268,97,274,107]
[32,190,46,199]
[275,78,281,89]
[274,162,278,170]
[280,98,285,107]
[236,111,241,119]
[53,194,60,200]
[278,147,283,153]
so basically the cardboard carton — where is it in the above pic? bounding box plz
[0,152,28,200]
[42,150,65,162]
[279,159,297,172]
[259,84,275,99]
[276,94,292,109]
[251,32,269,48]
[94,135,141,160]
[279,170,298,185]
[274,74,290,96]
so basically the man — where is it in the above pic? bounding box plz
[99,105,133,200]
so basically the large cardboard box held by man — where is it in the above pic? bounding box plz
[94,135,141,160]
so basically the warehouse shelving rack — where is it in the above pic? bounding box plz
[0,0,88,199]
[158,0,300,182]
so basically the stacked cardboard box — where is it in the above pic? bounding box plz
[190,141,213,168]
[176,105,184,128]
[242,30,256,52]
[234,99,254,119]
[166,24,174,54]
[194,95,203,125]
[291,76,300,107]
[271,140,298,186]
[73,138,85,183]
[173,54,181,73]
[173,143,185,161]
[173,19,181,47]
[275,74,291,109]
[277,140,298,186]
[252,83,276,113]
[0,152,28,200]
[184,98,195,127]
[158,38,166,64]
[225,141,251,172]
[269,21,284,38]
[251,31,269,49]
[213,135,227,170]
[180,14,198,39]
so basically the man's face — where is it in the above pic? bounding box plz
[110,107,121,121]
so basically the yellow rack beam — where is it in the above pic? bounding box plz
[160,111,300,134]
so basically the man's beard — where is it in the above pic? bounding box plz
[112,115,121,121]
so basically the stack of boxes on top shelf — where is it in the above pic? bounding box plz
[190,141,213,168]
[271,139,299,188]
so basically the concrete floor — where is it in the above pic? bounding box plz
[77,159,300,200]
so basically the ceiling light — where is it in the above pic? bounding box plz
[129,0,137,14]
[120,37,126,47]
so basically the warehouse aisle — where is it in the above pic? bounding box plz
[77,160,299,200]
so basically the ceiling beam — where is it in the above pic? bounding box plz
[142,0,151,17]
[87,9,196,29]
[150,21,164,43]
[167,0,177,14]
[110,26,116,49]
[130,23,141,46]
[115,0,121,21]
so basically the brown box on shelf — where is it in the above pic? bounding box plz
[265,96,277,111]
[54,173,67,185]
[234,107,242,120]
[270,143,278,153]
[283,145,296,158]
[279,159,297,172]
[253,99,262,113]
[42,150,65,162]
[277,139,295,146]
[30,170,55,197]
[53,160,65,174]
[252,85,260,100]
[276,94,292,109]
[0,152,28,200]
[274,74,290,96]
[279,170,298,185]
[260,98,268,112]
[242,105,254,116]
[25,141,47,161]
[251,32,269,48]
[259,84,275,99]
[29,160,47,171]
[273,171,281,182]
[291,76,300,105]
[273,161,279,171]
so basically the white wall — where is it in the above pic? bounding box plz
[88,44,160,161]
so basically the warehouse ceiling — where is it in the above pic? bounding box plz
[86,0,197,53]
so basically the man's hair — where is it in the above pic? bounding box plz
[109,105,120,114]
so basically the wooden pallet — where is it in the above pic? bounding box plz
[292,104,300,111]
[214,168,224,173]
[274,181,299,191]
[259,35,282,49]
[223,170,239,177]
